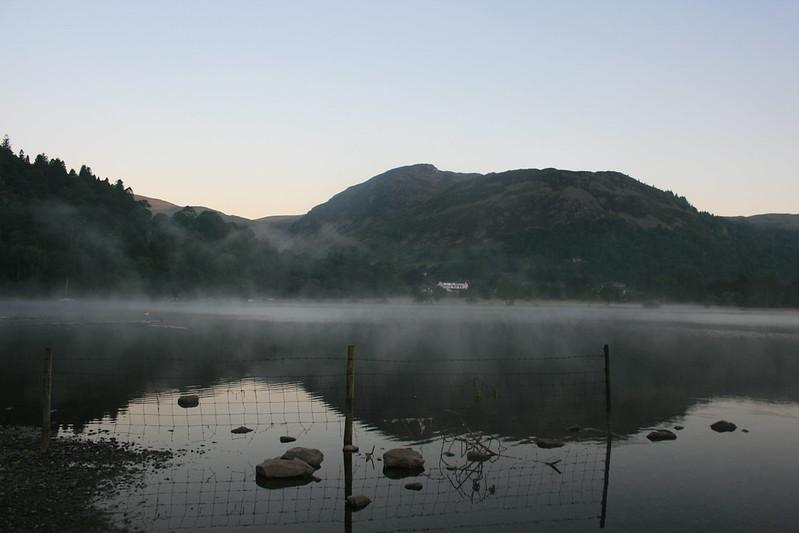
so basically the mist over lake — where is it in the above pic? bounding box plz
[2,300,798,532]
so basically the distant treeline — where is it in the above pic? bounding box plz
[1,137,798,307]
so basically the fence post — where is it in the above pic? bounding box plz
[600,344,612,528]
[41,347,53,452]
[344,344,355,446]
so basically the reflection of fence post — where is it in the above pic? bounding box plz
[344,345,355,446]
[600,344,612,528]
[41,347,53,453]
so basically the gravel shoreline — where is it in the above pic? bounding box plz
[0,425,172,532]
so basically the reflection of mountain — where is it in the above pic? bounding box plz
[2,308,799,440]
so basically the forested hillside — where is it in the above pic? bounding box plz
[2,138,798,306]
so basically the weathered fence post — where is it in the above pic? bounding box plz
[600,344,612,528]
[344,344,355,446]
[41,347,53,452]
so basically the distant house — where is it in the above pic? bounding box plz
[437,281,469,292]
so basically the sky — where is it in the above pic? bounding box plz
[1,1,797,219]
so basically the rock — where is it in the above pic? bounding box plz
[404,481,423,491]
[674,425,684,431]
[177,395,199,408]
[742,429,750,433]
[567,425,581,433]
[346,495,371,510]
[281,447,324,468]
[231,426,252,434]
[466,450,494,462]
[255,458,315,479]
[342,444,359,453]
[647,429,677,442]
[383,448,425,469]
[279,436,296,443]
[534,438,565,449]
[443,451,455,457]
[710,420,737,433]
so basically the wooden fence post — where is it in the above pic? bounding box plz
[344,345,355,446]
[600,344,612,528]
[41,347,53,452]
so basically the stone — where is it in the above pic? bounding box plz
[280,436,296,443]
[383,448,425,469]
[534,438,565,449]
[177,395,199,408]
[443,451,455,457]
[404,481,423,491]
[255,458,315,479]
[742,429,750,433]
[647,429,677,442]
[231,426,252,434]
[343,444,359,453]
[567,425,581,433]
[346,495,371,510]
[674,425,684,431]
[710,420,737,433]
[466,450,494,462]
[281,447,324,468]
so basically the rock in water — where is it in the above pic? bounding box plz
[674,425,684,431]
[647,429,677,442]
[534,438,565,449]
[256,458,315,479]
[404,481,423,491]
[343,444,359,453]
[466,450,493,462]
[346,495,371,510]
[710,420,737,433]
[383,448,425,469]
[280,436,297,443]
[177,395,199,408]
[567,425,581,433]
[231,426,252,434]
[281,447,324,468]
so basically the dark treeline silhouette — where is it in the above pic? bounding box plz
[2,137,799,305]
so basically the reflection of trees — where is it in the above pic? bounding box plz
[1,315,798,439]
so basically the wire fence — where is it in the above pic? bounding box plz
[28,345,613,531]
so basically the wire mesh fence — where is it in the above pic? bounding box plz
[29,345,612,531]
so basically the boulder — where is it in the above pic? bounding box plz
[177,395,199,408]
[383,448,424,469]
[710,420,737,433]
[256,458,315,479]
[534,438,565,449]
[346,495,371,510]
[343,444,359,453]
[280,436,297,443]
[404,481,423,491]
[281,447,324,468]
[231,426,252,434]
[647,429,677,442]
[466,450,494,462]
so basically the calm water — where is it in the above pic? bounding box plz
[1,300,798,532]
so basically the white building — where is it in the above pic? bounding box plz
[437,281,469,292]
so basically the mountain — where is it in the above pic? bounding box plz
[133,194,252,225]
[726,213,799,232]
[2,137,798,305]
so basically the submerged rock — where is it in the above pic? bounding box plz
[383,448,425,469]
[534,438,565,449]
[343,444,359,453]
[567,425,581,433]
[647,429,677,442]
[177,395,199,408]
[280,436,297,443]
[710,420,737,433]
[231,426,252,434]
[466,450,494,462]
[255,458,315,479]
[674,426,684,431]
[281,447,324,468]
[346,495,371,510]
[404,481,423,491]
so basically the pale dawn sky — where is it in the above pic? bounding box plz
[2,1,797,219]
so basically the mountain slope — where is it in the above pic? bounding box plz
[726,213,799,232]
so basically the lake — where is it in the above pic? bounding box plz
[1,300,798,532]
